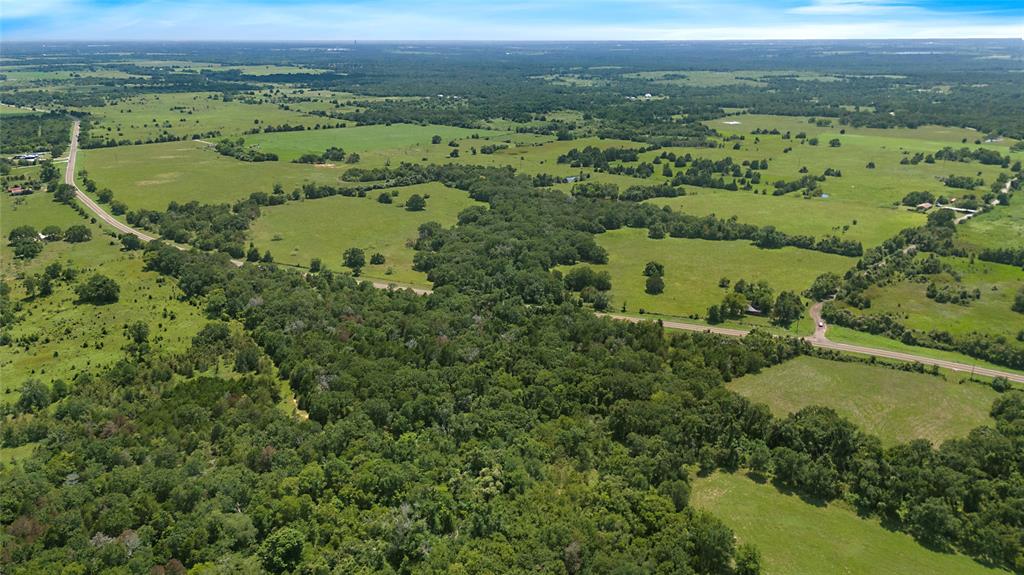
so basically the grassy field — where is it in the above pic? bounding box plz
[77,140,346,211]
[958,199,1024,251]
[80,91,330,142]
[1,194,207,403]
[245,123,512,162]
[849,256,1023,341]
[825,325,1024,377]
[691,472,1010,575]
[249,182,480,284]
[650,190,921,249]
[564,228,853,317]
[728,356,996,446]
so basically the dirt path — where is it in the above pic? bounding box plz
[62,124,1024,384]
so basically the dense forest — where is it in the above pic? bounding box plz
[2,40,1024,574]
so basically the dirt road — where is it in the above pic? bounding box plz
[62,123,1024,383]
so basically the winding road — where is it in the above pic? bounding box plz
[63,122,1024,383]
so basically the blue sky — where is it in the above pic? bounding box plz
[1,0,1022,41]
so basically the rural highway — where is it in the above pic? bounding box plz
[65,121,155,242]
[62,122,1024,384]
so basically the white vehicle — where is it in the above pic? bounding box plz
[818,321,825,328]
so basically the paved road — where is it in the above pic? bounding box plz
[65,121,155,241]
[62,123,1024,383]
[808,302,1024,383]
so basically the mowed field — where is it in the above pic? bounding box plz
[565,227,853,317]
[0,192,207,402]
[77,140,346,211]
[728,356,996,446]
[850,256,1024,341]
[691,473,1010,575]
[249,182,480,285]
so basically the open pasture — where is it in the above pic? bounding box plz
[0,213,206,403]
[692,472,1010,575]
[728,356,996,446]
[244,123,515,161]
[650,190,921,249]
[850,255,1024,341]
[77,140,346,211]
[561,227,853,317]
[81,91,329,142]
[249,181,480,284]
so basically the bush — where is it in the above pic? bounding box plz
[645,275,665,295]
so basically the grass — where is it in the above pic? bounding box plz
[728,356,996,446]
[691,472,1010,575]
[564,228,853,317]
[958,199,1024,251]
[825,325,1024,377]
[649,190,921,249]
[1,196,207,404]
[244,124,510,162]
[80,91,329,142]
[77,140,346,211]
[851,256,1024,341]
[249,182,480,285]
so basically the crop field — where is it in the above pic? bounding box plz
[691,472,1009,575]
[80,91,330,142]
[849,256,1023,341]
[77,140,346,211]
[249,182,480,284]
[728,356,996,445]
[562,228,854,317]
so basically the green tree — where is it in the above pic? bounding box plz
[343,247,366,274]
[53,184,76,204]
[75,274,120,304]
[16,379,51,413]
[63,225,92,243]
[259,527,304,573]
[406,194,427,211]
[125,321,150,361]
[645,275,665,295]
[643,261,664,277]
[772,291,803,326]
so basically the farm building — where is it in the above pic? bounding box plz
[7,186,32,196]
[915,202,933,211]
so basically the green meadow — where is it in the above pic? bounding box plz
[249,182,480,284]
[245,123,512,161]
[958,198,1024,251]
[851,256,1024,341]
[0,199,207,403]
[649,189,921,249]
[80,91,329,142]
[565,227,853,317]
[691,472,1010,575]
[77,141,346,211]
[728,356,996,446]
